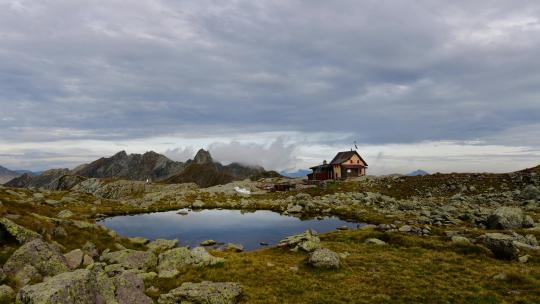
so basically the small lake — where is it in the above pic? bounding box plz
[99,209,362,250]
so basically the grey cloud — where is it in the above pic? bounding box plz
[208,137,297,170]
[0,0,539,149]
[163,137,298,171]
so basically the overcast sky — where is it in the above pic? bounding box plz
[1,0,540,174]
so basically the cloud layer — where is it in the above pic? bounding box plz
[1,1,539,173]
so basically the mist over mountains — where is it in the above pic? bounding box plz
[3,149,279,189]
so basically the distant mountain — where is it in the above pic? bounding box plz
[4,151,183,189]
[72,150,185,181]
[0,165,21,184]
[4,149,280,189]
[4,168,70,188]
[163,149,281,187]
[406,169,429,176]
[280,169,310,178]
[13,169,42,176]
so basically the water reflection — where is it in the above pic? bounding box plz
[99,209,361,250]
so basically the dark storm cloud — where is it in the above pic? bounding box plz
[0,0,539,145]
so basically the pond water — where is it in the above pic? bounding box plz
[99,209,362,251]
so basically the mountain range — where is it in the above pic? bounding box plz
[406,169,430,176]
[0,165,21,184]
[3,149,280,189]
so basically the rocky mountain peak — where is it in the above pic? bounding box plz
[112,150,128,159]
[193,149,213,164]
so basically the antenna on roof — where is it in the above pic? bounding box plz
[354,140,358,150]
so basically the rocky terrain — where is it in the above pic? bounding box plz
[0,165,538,303]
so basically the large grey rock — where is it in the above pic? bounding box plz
[278,230,321,252]
[113,271,153,304]
[64,249,84,270]
[0,285,15,303]
[157,247,224,279]
[3,239,69,278]
[486,207,534,229]
[0,217,41,244]
[158,281,243,304]
[100,249,157,271]
[16,269,98,304]
[482,233,520,260]
[16,263,154,304]
[307,248,341,269]
[82,241,99,258]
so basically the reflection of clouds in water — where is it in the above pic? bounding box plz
[100,209,360,250]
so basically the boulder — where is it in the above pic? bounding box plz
[56,210,74,219]
[307,248,341,269]
[486,207,534,229]
[157,247,224,279]
[398,225,413,232]
[64,249,84,270]
[0,217,41,244]
[225,243,244,252]
[82,255,94,267]
[518,255,531,263]
[521,185,540,200]
[278,230,321,252]
[523,215,535,228]
[482,233,520,260]
[16,269,98,304]
[113,271,153,304]
[364,238,386,246]
[147,239,178,254]
[158,281,243,304]
[100,249,157,272]
[3,239,69,278]
[451,236,471,244]
[0,285,15,303]
[200,240,216,246]
[82,241,99,258]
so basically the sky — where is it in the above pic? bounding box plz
[1,0,540,175]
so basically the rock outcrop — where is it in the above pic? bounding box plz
[158,281,243,304]
[3,239,69,280]
[100,249,157,272]
[157,247,224,279]
[278,230,321,252]
[16,269,98,304]
[486,207,534,229]
[0,217,41,244]
[16,266,154,304]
